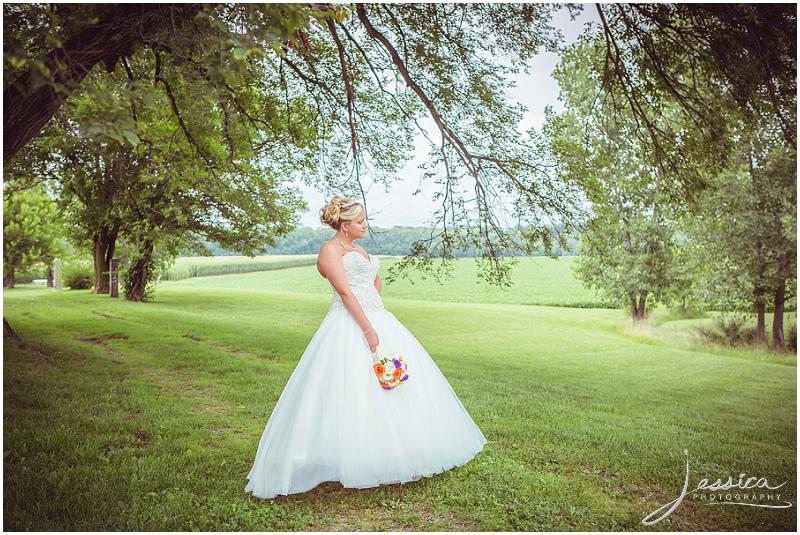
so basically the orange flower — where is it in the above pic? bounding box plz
[373,362,385,376]
[393,368,403,380]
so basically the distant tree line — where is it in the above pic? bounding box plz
[185,225,581,258]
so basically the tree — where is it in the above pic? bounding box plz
[755,138,796,348]
[680,121,796,349]
[595,3,796,183]
[544,37,696,320]
[7,37,318,300]
[3,185,63,288]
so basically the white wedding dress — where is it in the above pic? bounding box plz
[244,252,487,499]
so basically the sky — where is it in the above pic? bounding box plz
[293,4,601,230]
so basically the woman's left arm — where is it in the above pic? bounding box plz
[374,274,382,294]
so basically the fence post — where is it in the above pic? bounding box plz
[110,258,119,298]
[53,258,62,290]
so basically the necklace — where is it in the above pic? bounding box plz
[334,235,356,251]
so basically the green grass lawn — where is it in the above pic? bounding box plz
[3,258,796,531]
[169,255,609,308]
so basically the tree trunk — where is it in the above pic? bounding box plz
[638,292,648,319]
[629,294,639,320]
[46,265,54,288]
[93,225,119,294]
[126,239,154,302]
[772,278,786,349]
[3,268,15,288]
[3,4,202,163]
[3,317,19,339]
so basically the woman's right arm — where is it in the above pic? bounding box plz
[318,244,375,337]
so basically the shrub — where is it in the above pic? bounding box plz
[717,314,757,345]
[63,260,94,290]
[694,313,757,346]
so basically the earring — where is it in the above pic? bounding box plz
[344,227,349,237]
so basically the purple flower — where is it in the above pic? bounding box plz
[393,358,402,368]
[401,374,408,381]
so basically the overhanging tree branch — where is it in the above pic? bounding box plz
[3,3,202,164]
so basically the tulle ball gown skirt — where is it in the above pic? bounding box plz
[244,304,487,500]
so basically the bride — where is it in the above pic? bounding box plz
[244,195,487,499]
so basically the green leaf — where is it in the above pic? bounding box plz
[106,131,125,145]
[232,47,248,61]
[122,130,140,146]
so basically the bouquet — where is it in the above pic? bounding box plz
[371,348,409,390]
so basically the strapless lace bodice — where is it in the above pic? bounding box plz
[328,252,386,313]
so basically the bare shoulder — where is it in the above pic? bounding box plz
[317,240,337,278]
[319,239,338,256]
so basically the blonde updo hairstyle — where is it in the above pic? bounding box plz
[319,195,364,231]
